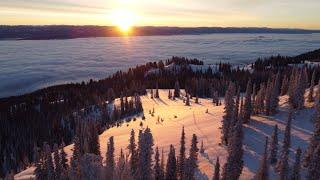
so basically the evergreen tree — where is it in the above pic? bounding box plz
[199,140,205,154]
[70,136,81,180]
[307,144,320,180]
[155,83,160,98]
[254,84,266,114]
[290,148,301,180]
[254,137,269,180]
[269,125,278,165]
[222,113,243,180]
[186,94,190,106]
[243,79,252,123]
[53,144,62,179]
[155,147,164,180]
[151,88,154,99]
[213,157,220,180]
[168,90,172,99]
[304,93,320,167]
[221,82,235,145]
[264,78,272,116]
[107,88,116,103]
[89,123,101,156]
[80,153,102,180]
[166,145,177,180]
[44,143,54,180]
[178,127,186,179]
[137,127,154,180]
[280,75,289,96]
[276,111,292,180]
[60,142,68,178]
[174,81,181,98]
[128,129,138,176]
[308,70,316,102]
[270,72,281,114]
[188,134,199,177]
[252,84,257,115]
[234,87,240,124]
[106,136,115,179]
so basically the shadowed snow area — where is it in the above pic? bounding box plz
[15,89,315,179]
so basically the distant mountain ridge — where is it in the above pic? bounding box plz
[1,26,320,40]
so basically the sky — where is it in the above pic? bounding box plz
[0,0,319,29]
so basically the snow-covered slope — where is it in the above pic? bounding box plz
[15,90,315,179]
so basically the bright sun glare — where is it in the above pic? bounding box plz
[112,9,135,33]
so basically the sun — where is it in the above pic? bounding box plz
[112,9,135,33]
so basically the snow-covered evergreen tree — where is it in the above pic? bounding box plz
[276,111,292,180]
[304,93,320,167]
[60,142,68,178]
[290,148,301,180]
[137,127,154,180]
[308,70,316,102]
[254,137,269,180]
[166,145,177,180]
[269,125,278,165]
[174,80,181,98]
[222,112,243,180]
[128,129,138,176]
[221,82,235,145]
[270,72,281,114]
[70,136,81,180]
[106,136,115,178]
[151,88,154,99]
[264,78,272,116]
[243,80,252,123]
[178,127,186,179]
[213,157,220,180]
[254,84,266,114]
[280,75,289,96]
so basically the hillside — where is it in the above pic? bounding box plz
[15,89,315,179]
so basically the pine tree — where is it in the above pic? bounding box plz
[280,75,289,96]
[254,84,266,114]
[155,83,160,98]
[80,153,102,180]
[161,149,165,180]
[174,81,181,98]
[44,143,54,180]
[53,144,62,179]
[304,92,320,167]
[234,87,240,124]
[243,80,252,123]
[137,127,154,180]
[221,82,235,145]
[188,134,199,177]
[168,90,172,99]
[308,70,316,102]
[166,145,177,180]
[264,78,272,116]
[60,142,68,178]
[89,123,100,156]
[270,72,281,114]
[151,88,154,99]
[269,125,278,165]
[290,148,301,180]
[70,136,81,180]
[213,157,220,180]
[107,88,116,103]
[155,147,163,180]
[254,137,269,180]
[128,129,138,176]
[106,136,115,179]
[199,140,205,154]
[307,144,320,180]
[252,84,256,115]
[186,94,190,106]
[276,111,292,180]
[178,127,186,179]
[195,95,199,104]
[222,113,243,180]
